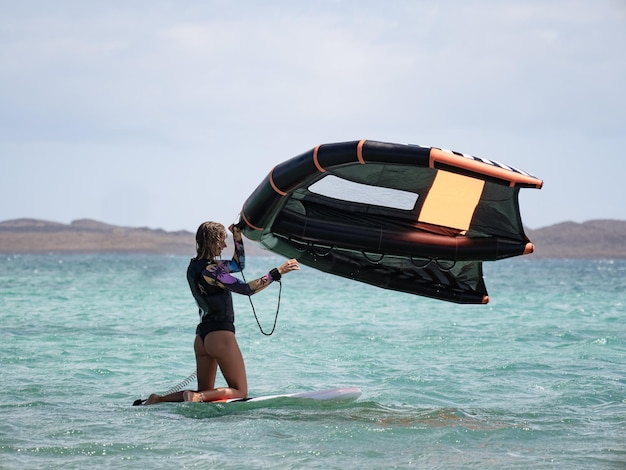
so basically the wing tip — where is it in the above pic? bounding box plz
[524,242,535,255]
[482,295,490,304]
[239,211,263,232]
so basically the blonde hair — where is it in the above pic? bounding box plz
[195,221,226,260]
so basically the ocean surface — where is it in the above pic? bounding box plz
[0,253,624,469]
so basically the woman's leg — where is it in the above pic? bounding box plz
[194,334,218,391]
[143,335,213,405]
[184,330,247,402]
[144,390,184,404]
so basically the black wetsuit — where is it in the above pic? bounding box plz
[186,238,277,340]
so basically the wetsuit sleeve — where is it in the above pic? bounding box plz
[202,262,278,296]
[222,236,245,273]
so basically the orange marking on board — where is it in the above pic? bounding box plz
[357,139,366,164]
[429,148,543,188]
[269,168,287,196]
[313,145,325,173]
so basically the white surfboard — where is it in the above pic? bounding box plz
[133,387,361,406]
[221,387,362,403]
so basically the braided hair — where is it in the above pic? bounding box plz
[195,221,226,260]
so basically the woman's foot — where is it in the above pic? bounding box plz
[144,393,162,405]
[183,390,203,402]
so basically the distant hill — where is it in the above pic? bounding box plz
[0,218,197,254]
[525,219,626,258]
[0,218,266,256]
[0,218,624,258]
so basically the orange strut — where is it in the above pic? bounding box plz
[269,168,287,196]
[357,139,366,164]
[239,211,263,231]
[313,145,325,173]
[429,148,543,189]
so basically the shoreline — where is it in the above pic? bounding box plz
[1,218,625,258]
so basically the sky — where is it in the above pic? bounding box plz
[1,0,625,232]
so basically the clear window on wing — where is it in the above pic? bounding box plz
[308,175,418,211]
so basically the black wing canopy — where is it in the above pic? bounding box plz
[239,140,542,304]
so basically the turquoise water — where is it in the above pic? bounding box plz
[1,254,624,469]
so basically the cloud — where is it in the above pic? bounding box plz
[1,1,625,230]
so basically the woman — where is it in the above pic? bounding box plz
[144,221,299,404]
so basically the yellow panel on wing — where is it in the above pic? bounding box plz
[418,170,485,231]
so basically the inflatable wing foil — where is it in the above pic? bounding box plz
[239,140,542,304]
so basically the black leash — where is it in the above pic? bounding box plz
[239,265,282,336]
[233,217,282,336]
[132,370,198,406]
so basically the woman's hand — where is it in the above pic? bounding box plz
[228,224,243,241]
[278,259,300,275]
